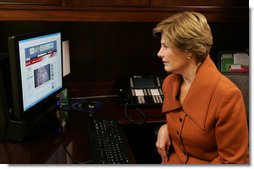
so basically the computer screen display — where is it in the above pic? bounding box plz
[8,30,63,119]
[19,33,62,111]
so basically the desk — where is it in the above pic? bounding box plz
[0,97,165,164]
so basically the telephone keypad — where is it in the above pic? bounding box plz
[132,88,163,104]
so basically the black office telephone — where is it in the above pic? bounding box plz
[119,75,164,125]
[119,75,164,107]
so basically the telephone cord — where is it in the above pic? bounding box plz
[124,102,146,125]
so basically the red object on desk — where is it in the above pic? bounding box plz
[229,64,249,73]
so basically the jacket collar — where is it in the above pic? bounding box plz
[162,56,221,129]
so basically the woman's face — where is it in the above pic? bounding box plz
[157,34,190,74]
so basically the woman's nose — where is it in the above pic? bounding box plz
[157,48,163,58]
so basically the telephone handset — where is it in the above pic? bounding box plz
[120,75,164,107]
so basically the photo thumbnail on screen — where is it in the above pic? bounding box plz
[34,64,51,87]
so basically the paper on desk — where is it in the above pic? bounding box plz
[62,40,71,77]
[233,53,249,66]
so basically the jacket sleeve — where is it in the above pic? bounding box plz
[211,87,249,164]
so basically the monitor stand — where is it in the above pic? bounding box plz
[0,53,27,141]
[0,53,59,142]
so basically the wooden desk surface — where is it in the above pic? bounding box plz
[0,97,165,164]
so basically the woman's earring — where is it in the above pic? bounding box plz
[187,52,191,59]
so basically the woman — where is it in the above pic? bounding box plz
[153,11,248,164]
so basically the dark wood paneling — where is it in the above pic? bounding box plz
[61,22,166,82]
[65,0,149,7]
[150,0,226,7]
[227,0,249,7]
[0,21,249,95]
[0,0,249,22]
[151,0,249,7]
[0,0,61,5]
[0,8,249,22]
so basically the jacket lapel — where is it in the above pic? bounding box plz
[163,56,222,130]
[162,74,182,113]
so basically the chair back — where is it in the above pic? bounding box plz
[222,72,249,122]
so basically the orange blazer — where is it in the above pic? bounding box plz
[162,56,249,164]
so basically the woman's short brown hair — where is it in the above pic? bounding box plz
[153,11,213,62]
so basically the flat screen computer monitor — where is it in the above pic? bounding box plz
[8,30,63,120]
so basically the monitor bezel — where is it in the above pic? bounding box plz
[8,30,63,120]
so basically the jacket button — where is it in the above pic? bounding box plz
[177,131,179,135]
[179,118,182,122]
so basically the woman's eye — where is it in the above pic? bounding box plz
[163,44,169,48]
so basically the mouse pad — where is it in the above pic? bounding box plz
[61,99,102,113]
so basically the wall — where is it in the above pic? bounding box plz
[0,21,249,95]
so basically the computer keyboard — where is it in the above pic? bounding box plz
[88,119,135,164]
